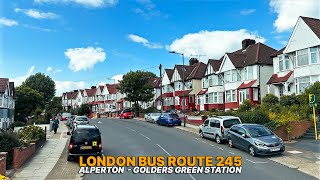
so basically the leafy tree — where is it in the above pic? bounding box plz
[262,94,279,106]
[77,104,91,116]
[22,72,56,102]
[15,86,45,122]
[118,71,156,117]
[46,97,63,116]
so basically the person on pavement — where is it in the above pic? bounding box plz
[53,117,59,134]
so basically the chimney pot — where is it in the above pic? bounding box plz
[242,39,256,50]
[189,58,199,66]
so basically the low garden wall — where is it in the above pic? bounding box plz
[0,152,7,176]
[12,143,36,169]
[274,120,313,141]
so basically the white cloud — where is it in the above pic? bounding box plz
[65,46,106,72]
[55,80,86,96]
[11,66,35,87]
[269,0,320,32]
[46,66,53,72]
[134,0,162,19]
[47,66,62,74]
[112,74,123,83]
[34,0,118,8]
[128,34,163,49]
[24,24,54,32]
[14,8,58,19]
[0,17,18,26]
[240,9,256,15]
[168,29,265,60]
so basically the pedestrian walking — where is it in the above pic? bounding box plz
[53,117,59,134]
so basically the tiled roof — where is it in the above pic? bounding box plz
[106,84,118,94]
[175,65,194,81]
[86,88,96,97]
[0,78,9,93]
[270,47,286,57]
[150,77,161,88]
[208,59,222,72]
[227,42,277,68]
[71,91,78,99]
[66,92,73,99]
[267,71,294,84]
[80,89,85,96]
[9,82,15,98]
[197,89,208,95]
[301,16,320,39]
[187,62,207,80]
[164,69,174,80]
[238,80,257,89]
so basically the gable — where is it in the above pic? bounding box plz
[162,71,171,85]
[172,68,182,82]
[95,86,101,96]
[218,55,236,73]
[101,85,109,95]
[205,63,214,76]
[284,17,320,53]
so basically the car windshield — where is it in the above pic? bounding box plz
[223,119,241,128]
[74,129,100,139]
[246,126,273,137]
[76,117,88,121]
[169,114,179,118]
[152,113,160,116]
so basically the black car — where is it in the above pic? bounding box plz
[67,125,102,161]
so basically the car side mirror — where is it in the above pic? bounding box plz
[67,132,71,135]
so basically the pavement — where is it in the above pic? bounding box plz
[12,121,69,180]
[84,118,317,180]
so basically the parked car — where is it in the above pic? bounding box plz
[145,113,161,123]
[227,124,285,156]
[119,109,133,119]
[61,112,72,121]
[66,115,76,127]
[199,116,241,144]
[71,116,89,129]
[157,113,181,126]
[67,125,102,161]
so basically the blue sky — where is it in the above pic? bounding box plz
[1,0,319,95]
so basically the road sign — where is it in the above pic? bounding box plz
[309,94,317,107]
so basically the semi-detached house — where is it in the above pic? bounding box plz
[0,78,15,129]
[162,69,174,111]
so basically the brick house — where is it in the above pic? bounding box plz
[0,78,15,129]
[267,16,320,96]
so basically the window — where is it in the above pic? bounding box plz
[279,55,290,71]
[212,92,223,103]
[189,96,194,103]
[284,55,290,69]
[279,56,284,71]
[209,75,213,86]
[205,94,209,104]
[218,92,223,103]
[311,76,320,84]
[253,88,258,101]
[210,121,215,127]
[232,90,236,102]
[225,71,231,83]
[247,66,253,79]
[208,93,213,104]
[226,90,236,102]
[223,119,241,128]
[298,77,310,93]
[238,128,246,136]
[218,76,223,85]
[226,91,231,102]
[175,97,180,105]
[204,120,209,126]
[310,47,319,64]
[279,85,284,97]
[297,48,308,66]
[215,120,221,128]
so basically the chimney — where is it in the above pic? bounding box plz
[242,39,256,50]
[189,58,199,66]
[91,86,96,89]
[74,90,78,92]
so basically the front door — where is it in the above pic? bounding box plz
[239,89,249,104]
[200,95,205,111]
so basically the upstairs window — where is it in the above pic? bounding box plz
[310,47,319,64]
[297,48,309,66]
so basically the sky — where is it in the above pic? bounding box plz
[0,0,319,96]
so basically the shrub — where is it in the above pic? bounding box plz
[237,108,270,125]
[276,110,299,141]
[0,131,21,168]
[238,100,254,112]
[264,120,280,131]
[9,121,26,129]
[34,107,43,116]
[262,94,279,106]
[280,94,300,107]
[18,126,45,146]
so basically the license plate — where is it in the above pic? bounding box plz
[81,146,92,150]
[270,147,280,152]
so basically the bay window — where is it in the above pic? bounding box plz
[297,77,310,93]
[297,48,308,66]
[225,90,236,102]
[310,47,319,64]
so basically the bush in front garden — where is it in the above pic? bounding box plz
[262,94,279,106]
[17,126,45,147]
[0,131,21,168]
[9,121,27,129]
[237,108,270,125]
[280,94,300,107]
[238,100,254,112]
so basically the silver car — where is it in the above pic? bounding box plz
[71,116,89,129]
[144,113,161,123]
[199,116,241,144]
[227,124,285,156]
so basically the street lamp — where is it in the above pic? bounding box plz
[169,51,186,127]
[159,64,164,113]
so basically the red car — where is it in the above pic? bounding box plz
[62,112,72,121]
[119,109,133,119]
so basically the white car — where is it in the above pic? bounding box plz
[144,113,161,123]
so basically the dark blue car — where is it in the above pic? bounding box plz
[157,113,181,127]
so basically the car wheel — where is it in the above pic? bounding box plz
[157,121,160,125]
[215,135,221,144]
[228,139,234,148]
[249,146,256,157]
[199,130,204,138]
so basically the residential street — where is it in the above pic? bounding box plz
[84,118,317,180]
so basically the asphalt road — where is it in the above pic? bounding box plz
[84,118,317,180]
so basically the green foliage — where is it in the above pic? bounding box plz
[237,109,270,125]
[22,72,56,102]
[45,111,53,122]
[280,94,300,107]
[46,97,63,116]
[77,104,91,116]
[18,126,45,146]
[262,94,279,106]
[9,121,26,129]
[276,110,299,141]
[264,120,280,131]
[34,107,43,116]
[15,86,45,121]
[0,131,21,167]
[238,100,254,112]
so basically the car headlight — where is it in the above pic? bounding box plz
[254,140,266,147]
[279,138,283,144]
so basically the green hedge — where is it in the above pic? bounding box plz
[18,126,45,147]
[0,131,21,168]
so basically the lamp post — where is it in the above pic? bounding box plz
[159,64,164,113]
[169,51,186,127]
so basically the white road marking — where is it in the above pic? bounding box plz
[246,159,268,164]
[218,147,224,150]
[195,138,200,141]
[156,144,171,156]
[209,144,215,147]
[287,150,303,154]
[188,174,196,180]
[98,121,102,123]
[202,140,207,144]
[246,159,255,163]
[139,133,151,140]
[229,152,234,155]
[126,127,136,132]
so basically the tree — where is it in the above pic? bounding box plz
[46,97,63,116]
[22,73,56,102]
[15,86,45,122]
[117,71,156,117]
[78,104,91,116]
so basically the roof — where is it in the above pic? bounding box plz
[227,42,277,68]
[0,78,9,93]
[301,16,320,39]
[187,62,206,80]
[164,69,174,80]
[66,92,74,99]
[208,59,222,72]
[267,71,294,84]
[99,85,104,92]
[150,77,161,88]
[106,84,118,94]
[86,88,96,97]
[270,47,286,58]
[80,89,85,96]
[175,90,192,97]
[197,89,208,95]
[175,65,194,81]
[238,80,257,89]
